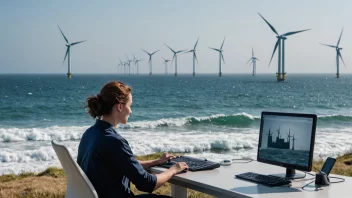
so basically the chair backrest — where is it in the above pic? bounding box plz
[51,140,98,198]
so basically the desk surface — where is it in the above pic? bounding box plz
[151,161,351,198]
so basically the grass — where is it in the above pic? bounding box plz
[1,153,351,198]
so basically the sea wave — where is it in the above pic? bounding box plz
[0,135,256,163]
[0,126,87,142]
[1,113,352,143]
[318,114,352,122]
[121,112,260,129]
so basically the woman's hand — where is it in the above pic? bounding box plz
[170,162,189,175]
[158,153,175,164]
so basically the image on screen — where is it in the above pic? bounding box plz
[258,115,313,168]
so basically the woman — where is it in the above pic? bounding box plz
[77,81,188,198]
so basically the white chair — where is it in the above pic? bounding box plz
[51,140,99,198]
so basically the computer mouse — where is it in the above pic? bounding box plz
[220,159,232,166]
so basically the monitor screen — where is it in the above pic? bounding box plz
[257,112,317,172]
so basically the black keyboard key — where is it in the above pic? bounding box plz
[235,172,291,187]
[159,156,220,172]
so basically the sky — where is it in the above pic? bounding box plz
[0,0,351,74]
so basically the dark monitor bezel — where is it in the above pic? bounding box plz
[257,111,317,172]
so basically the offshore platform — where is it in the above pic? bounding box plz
[266,127,297,150]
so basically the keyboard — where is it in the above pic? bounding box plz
[159,156,220,171]
[235,172,291,187]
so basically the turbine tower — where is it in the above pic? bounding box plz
[132,53,143,75]
[287,129,292,149]
[258,13,310,81]
[291,134,297,151]
[165,44,186,76]
[162,57,170,75]
[118,58,124,74]
[126,54,133,75]
[142,49,159,75]
[58,25,86,79]
[209,37,226,77]
[246,47,260,76]
[320,28,346,78]
[185,37,199,76]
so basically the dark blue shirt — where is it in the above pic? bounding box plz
[77,120,157,198]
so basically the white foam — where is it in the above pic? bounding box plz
[0,126,88,142]
[1,126,352,175]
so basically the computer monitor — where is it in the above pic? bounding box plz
[257,111,317,179]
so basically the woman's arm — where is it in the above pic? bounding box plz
[154,162,188,190]
[138,153,175,170]
[138,159,161,169]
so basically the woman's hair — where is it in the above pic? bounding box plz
[85,81,131,119]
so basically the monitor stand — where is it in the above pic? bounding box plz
[270,168,306,179]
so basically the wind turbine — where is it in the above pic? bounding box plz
[58,25,86,79]
[291,134,297,151]
[246,47,260,76]
[258,13,310,81]
[162,57,170,75]
[286,129,292,142]
[121,61,126,75]
[118,58,124,74]
[185,37,199,76]
[266,129,273,146]
[142,49,159,75]
[276,126,281,139]
[126,54,133,75]
[165,44,186,76]
[320,28,346,78]
[132,53,143,75]
[209,37,226,77]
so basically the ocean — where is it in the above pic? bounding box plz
[1,74,352,175]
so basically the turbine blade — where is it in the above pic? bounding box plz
[256,58,260,61]
[71,40,86,46]
[165,44,175,53]
[252,46,254,57]
[209,47,220,52]
[151,50,159,55]
[63,48,69,64]
[194,37,199,50]
[162,57,166,61]
[258,13,279,36]
[220,37,226,50]
[269,39,280,67]
[337,28,344,47]
[141,49,150,55]
[57,25,69,44]
[282,29,311,37]
[184,50,193,53]
[338,50,346,66]
[171,54,176,64]
[221,53,225,64]
[320,43,336,48]
[246,58,252,64]
[194,52,199,64]
[133,53,136,60]
[176,50,186,53]
[249,61,253,67]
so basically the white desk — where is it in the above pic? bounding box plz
[151,161,351,198]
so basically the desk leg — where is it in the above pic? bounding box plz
[171,184,187,198]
